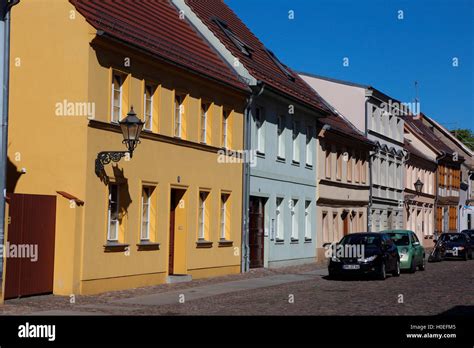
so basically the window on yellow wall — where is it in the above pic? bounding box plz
[198,191,210,240]
[347,152,353,182]
[222,109,230,148]
[143,84,155,131]
[140,186,155,241]
[107,183,120,242]
[336,149,342,181]
[201,102,209,144]
[220,193,230,240]
[174,94,184,138]
[111,72,124,123]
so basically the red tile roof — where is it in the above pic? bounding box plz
[185,0,330,113]
[318,114,373,146]
[403,115,454,155]
[70,0,248,92]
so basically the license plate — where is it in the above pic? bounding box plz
[343,264,360,270]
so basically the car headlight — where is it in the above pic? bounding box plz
[331,256,341,262]
[358,255,377,262]
[400,248,408,255]
[456,246,464,250]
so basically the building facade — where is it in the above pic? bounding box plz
[4,0,249,297]
[299,74,406,232]
[419,114,474,232]
[314,115,373,260]
[180,0,334,269]
[403,116,437,246]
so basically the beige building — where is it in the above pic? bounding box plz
[315,114,374,261]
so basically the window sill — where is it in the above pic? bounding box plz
[137,241,160,251]
[290,238,299,244]
[256,151,265,158]
[218,239,233,247]
[304,238,313,243]
[305,164,313,169]
[275,238,284,244]
[196,240,213,248]
[276,156,286,163]
[104,242,129,252]
[291,160,300,167]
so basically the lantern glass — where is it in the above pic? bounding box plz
[119,107,144,152]
[414,179,424,194]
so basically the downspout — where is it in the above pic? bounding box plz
[364,97,372,231]
[241,81,264,273]
[0,6,14,289]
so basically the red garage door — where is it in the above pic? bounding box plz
[4,194,56,299]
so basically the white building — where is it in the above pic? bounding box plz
[299,74,406,231]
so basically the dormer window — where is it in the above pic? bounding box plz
[265,49,295,81]
[213,18,252,57]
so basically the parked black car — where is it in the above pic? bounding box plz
[461,229,474,253]
[327,232,400,280]
[439,233,473,260]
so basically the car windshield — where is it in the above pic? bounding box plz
[462,230,474,238]
[440,234,466,242]
[340,234,380,246]
[387,233,410,246]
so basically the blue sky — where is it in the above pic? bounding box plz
[226,0,473,131]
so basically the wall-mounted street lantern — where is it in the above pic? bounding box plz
[414,178,424,195]
[95,106,144,181]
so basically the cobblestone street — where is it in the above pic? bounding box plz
[1,259,473,316]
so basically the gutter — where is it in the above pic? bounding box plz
[0,0,19,295]
[241,81,264,273]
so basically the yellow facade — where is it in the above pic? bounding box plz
[5,0,246,295]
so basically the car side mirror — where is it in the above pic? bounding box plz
[413,241,420,246]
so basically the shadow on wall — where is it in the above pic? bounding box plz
[6,154,23,194]
[112,164,132,223]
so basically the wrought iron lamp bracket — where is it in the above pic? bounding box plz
[95,151,130,178]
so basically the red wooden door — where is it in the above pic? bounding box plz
[5,194,56,299]
[249,197,264,268]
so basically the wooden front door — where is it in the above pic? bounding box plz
[249,196,264,268]
[5,194,56,299]
[169,188,186,275]
[343,215,349,236]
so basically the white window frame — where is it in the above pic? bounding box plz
[276,197,284,240]
[291,199,298,240]
[201,102,208,143]
[198,192,207,240]
[140,187,151,241]
[111,73,123,123]
[220,194,229,240]
[107,184,119,242]
[277,115,285,158]
[304,200,311,240]
[222,109,229,148]
[143,84,154,131]
[174,94,183,138]
[306,125,313,166]
[292,121,300,163]
[255,107,264,153]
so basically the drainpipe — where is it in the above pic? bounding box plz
[364,97,372,231]
[0,1,18,289]
[241,81,264,273]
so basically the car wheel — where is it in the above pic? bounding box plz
[392,259,400,277]
[418,255,426,271]
[377,262,386,280]
[409,257,416,273]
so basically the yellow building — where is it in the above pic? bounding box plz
[3,0,249,297]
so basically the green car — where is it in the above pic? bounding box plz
[380,230,425,272]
